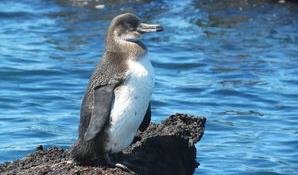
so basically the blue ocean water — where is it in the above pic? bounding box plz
[0,0,298,174]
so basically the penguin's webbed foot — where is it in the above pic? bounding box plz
[114,163,129,171]
[104,153,129,171]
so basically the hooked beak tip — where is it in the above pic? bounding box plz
[156,26,164,32]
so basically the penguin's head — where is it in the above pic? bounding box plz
[106,13,163,52]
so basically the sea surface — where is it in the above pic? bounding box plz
[0,0,298,174]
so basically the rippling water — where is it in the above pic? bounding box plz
[1,0,298,174]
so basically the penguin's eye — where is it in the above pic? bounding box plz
[124,22,135,31]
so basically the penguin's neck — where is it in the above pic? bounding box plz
[106,36,147,58]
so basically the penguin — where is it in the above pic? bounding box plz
[70,13,163,168]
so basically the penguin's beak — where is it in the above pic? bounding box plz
[137,23,164,33]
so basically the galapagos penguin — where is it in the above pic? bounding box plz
[70,13,163,168]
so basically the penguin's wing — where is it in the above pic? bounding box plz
[84,83,117,141]
[138,103,151,132]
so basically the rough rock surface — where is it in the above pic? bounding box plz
[0,113,206,175]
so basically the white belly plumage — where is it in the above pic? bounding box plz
[105,55,154,153]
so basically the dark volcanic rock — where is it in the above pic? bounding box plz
[0,113,206,175]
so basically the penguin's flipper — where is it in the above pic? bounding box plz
[139,103,151,132]
[84,84,116,141]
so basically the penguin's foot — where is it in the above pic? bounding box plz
[104,153,129,171]
[114,163,129,171]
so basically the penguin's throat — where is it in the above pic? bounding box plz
[106,37,147,57]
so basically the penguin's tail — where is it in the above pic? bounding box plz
[70,139,97,165]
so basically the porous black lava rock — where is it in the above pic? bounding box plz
[0,113,206,175]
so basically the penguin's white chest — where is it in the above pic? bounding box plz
[105,55,154,153]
